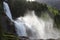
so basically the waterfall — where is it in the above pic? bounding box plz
[3,1,60,40]
[3,2,13,21]
[16,10,46,39]
[17,10,60,39]
[3,1,28,37]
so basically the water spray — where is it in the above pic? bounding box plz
[3,0,28,38]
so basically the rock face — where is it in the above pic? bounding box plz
[7,0,47,19]
[0,1,3,40]
[0,1,17,40]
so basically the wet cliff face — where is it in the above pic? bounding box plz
[0,0,3,27]
[0,0,2,39]
[8,0,47,19]
[0,0,3,14]
[0,0,16,35]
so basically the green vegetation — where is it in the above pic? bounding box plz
[48,6,59,16]
[47,6,60,29]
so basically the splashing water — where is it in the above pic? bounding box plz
[21,10,46,39]
[3,1,28,37]
[18,10,60,39]
[3,1,60,39]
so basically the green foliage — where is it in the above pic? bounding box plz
[48,6,59,16]
[48,6,60,29]
[2,33,18,40]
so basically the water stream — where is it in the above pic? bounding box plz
[3,1,28,37]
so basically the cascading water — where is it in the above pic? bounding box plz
[17,10,60,39]
[3,0,60,40]
[21,10,46,39]
[3,2,13,21]
[3,1,28,37]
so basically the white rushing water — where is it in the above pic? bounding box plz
[3,1,28,37]
[17,10,60,39]
[3,1,60,40]
[23,10,45,39]
[3,2,13,21]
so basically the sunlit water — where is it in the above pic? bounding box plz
[3,1,60,39]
